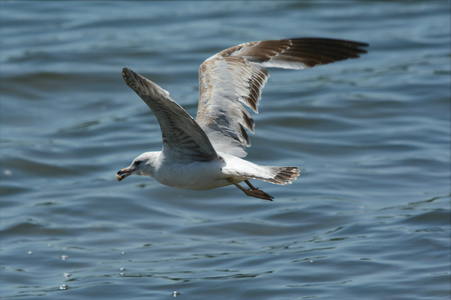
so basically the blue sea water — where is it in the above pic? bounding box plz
[0,1,450,299]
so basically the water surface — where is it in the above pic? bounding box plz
[1,1,450,299]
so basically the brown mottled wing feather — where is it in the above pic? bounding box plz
[196,38,368,157]
[122,68,217,163]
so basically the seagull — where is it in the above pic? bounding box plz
[117,38,368,200]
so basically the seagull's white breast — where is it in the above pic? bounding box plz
[153,158,231,190]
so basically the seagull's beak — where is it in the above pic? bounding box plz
[116,166,135,181]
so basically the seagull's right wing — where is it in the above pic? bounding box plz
[196,38,368,157]
[122,68,217,163]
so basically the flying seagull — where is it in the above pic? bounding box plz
[117,38,368,200]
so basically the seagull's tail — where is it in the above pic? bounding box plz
[249,166,300,185]
[267,166,300,185]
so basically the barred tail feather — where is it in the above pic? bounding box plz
[247,166,300,185]
[268,166,300,185]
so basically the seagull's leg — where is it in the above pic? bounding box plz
[244,180,258,190]
[228,179,274,201]
[244,180,275,200]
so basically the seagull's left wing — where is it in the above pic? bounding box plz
[196,38,368,157]
[122,68,217,163]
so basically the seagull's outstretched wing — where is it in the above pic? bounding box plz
[122,68,217,163]
[196,38,368,157]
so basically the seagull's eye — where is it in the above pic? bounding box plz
[134,160,142,166]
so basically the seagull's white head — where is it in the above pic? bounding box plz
[116,151,159,181]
